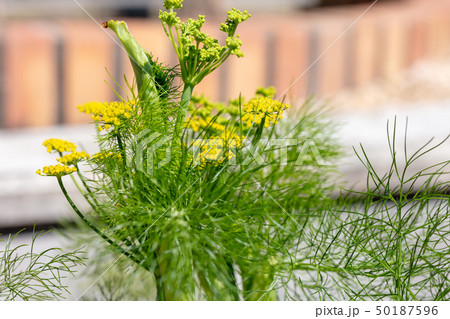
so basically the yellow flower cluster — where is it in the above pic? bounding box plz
[192,130,243,166]
[78,101,133,131]
[57,151,91,165]
[241,97,290,129]
[218,129,244,148]
[192,138,228,166]
[43,138,77,153]
[186,116,226,132]
[36,165,77,177]
[92,151,122,161]
[38,139,90,177]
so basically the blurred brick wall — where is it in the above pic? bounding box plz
[0,0,449,128]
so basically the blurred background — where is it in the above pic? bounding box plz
[0,0,449,233]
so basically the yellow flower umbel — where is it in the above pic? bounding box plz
[92,151,122,161]
[192,138,226,166]
[43,138,77,153]
[36,164,77,177]
[191,129,243,167]
[185,116,226,133]
[38,139,85,177]
[78,101,133,132]
[159,2,250,87]
[57,151,91,166]
[241,97,290,129]
[218,129,244,149]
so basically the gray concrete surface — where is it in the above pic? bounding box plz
[0,125,97,228]
[334,100,450,191]
[0,100,449,228]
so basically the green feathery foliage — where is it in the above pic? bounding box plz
[0,229,85,301]
[288,119,450,300]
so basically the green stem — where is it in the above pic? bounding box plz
[395,202,405,300]
[115,132,128,167]
[153,251,166,301]
[69,172,96,209]
[173,83,194,147]
[57,176,140,266]
[72,169,103,212]
[155,209,196,301]
[225,257,240,300]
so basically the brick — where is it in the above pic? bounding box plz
[378,16,408,80]
[2,0,450,129]
[3,22,58,128]
[60,20,114,124]
[408,16,428,64]
[226,18,268,102]
[419,2,450,57]
[190,19,224,102]
[272,19,310,101]
[314,20,348,96]
[433,13,450,58]
[407,2,450,60]
[0,29,4,128]
[354,19,378,85]
[424,13,439,58]
[193,58,222,102]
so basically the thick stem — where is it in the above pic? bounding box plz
[156,209,196,301]
[152,251,166,301]
[106,20,158,103]
[225,257,240,300]
[173,83,194,147]
[240,260,278,301]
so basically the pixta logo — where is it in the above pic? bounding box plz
[131,129,328,175]
[241,138,327,167]
[133,129,172,175]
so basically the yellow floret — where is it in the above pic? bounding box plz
[241,97,290,129]
[57,151,91,165]
[78,100,133,131]
[36,164,77,177]
[185,116,226,133]
[92,151,122,161]
[191,129,243,167]
[43,138,77,153]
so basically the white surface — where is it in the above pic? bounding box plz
[0,124,98,227]
[0,101,449,227]
[334,100,450,190]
